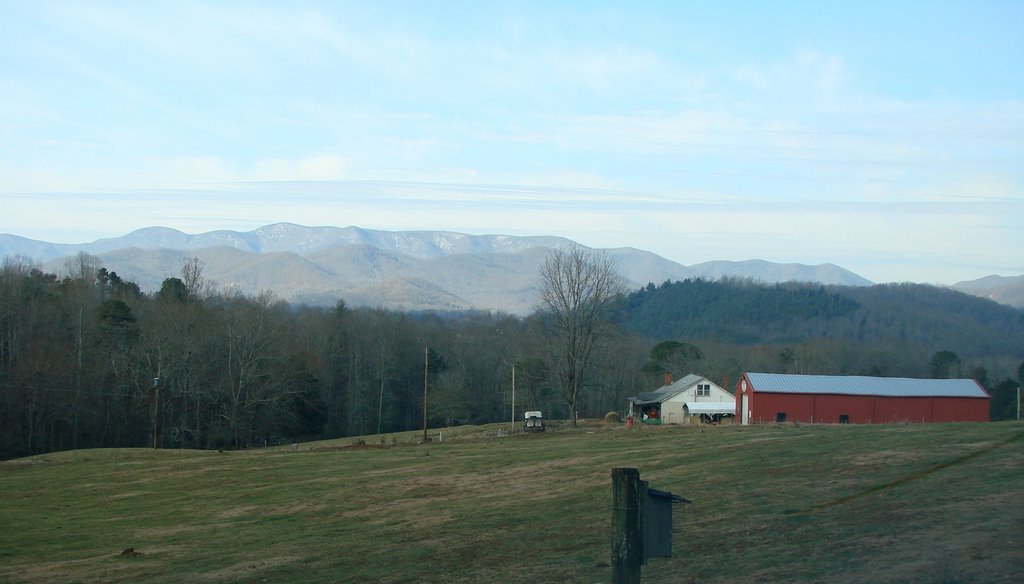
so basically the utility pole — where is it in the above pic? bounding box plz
[1017,386,1021,421]
[151,376,160,449]
[377,368,385,436]
[511,363,516,435]
[73,304,83,451]
[422,346,429,444]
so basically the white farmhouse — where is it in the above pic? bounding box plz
[628,373,736,424]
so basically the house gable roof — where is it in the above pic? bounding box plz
[744,373,989,399]
[629,373,733,405]
[654,373,704,400]
[630,392,663,405]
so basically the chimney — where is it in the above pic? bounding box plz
[664,372,672,386]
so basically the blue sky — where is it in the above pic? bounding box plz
[1,1,1022,284]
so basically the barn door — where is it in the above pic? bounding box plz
[741,393,749,425]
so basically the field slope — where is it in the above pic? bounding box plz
[1,422,1022,583]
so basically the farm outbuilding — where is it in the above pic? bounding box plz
[735,373,990,425]
[628,373,735,424]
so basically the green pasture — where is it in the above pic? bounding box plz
[1,421,1022,583]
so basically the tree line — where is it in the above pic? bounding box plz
[2,252,1021,459]
[0,251,648,459]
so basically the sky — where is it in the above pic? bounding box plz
[1,1,1022,285]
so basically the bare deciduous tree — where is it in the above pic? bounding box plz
[181,257,216,301]
[537,246,625,427]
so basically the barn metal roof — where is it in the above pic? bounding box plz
[744,373,988,398]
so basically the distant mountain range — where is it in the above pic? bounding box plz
[951,275,1024,309]
[2,223,1016,313]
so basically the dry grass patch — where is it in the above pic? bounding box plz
[216,504,260,519]
[194,554,304,582]
[138,523,202,538]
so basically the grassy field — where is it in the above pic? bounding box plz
[1,421,1022,584]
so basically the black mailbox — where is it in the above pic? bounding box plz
[642,482,690,560]
[611,468,690,579]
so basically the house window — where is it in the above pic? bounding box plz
[776,412,787,423]
[696,384,710,397]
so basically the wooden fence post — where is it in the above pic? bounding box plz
[611,467,643,583]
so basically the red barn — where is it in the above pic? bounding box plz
[735,373,990,425]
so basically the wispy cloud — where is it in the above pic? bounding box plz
[1,2,1021,283]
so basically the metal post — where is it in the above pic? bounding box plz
[611,468,643,584]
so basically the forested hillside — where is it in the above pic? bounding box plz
[2,257,1022,460]
[621,278,1024,356]
[619,278,1024,420]
[621,278,862,343]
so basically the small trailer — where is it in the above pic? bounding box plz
[523,411,545,432]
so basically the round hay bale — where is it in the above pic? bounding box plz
[604,411,622,424]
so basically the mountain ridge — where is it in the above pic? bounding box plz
[951,274,1024,309]
[0,222,930,315]
[3,223,579,261]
